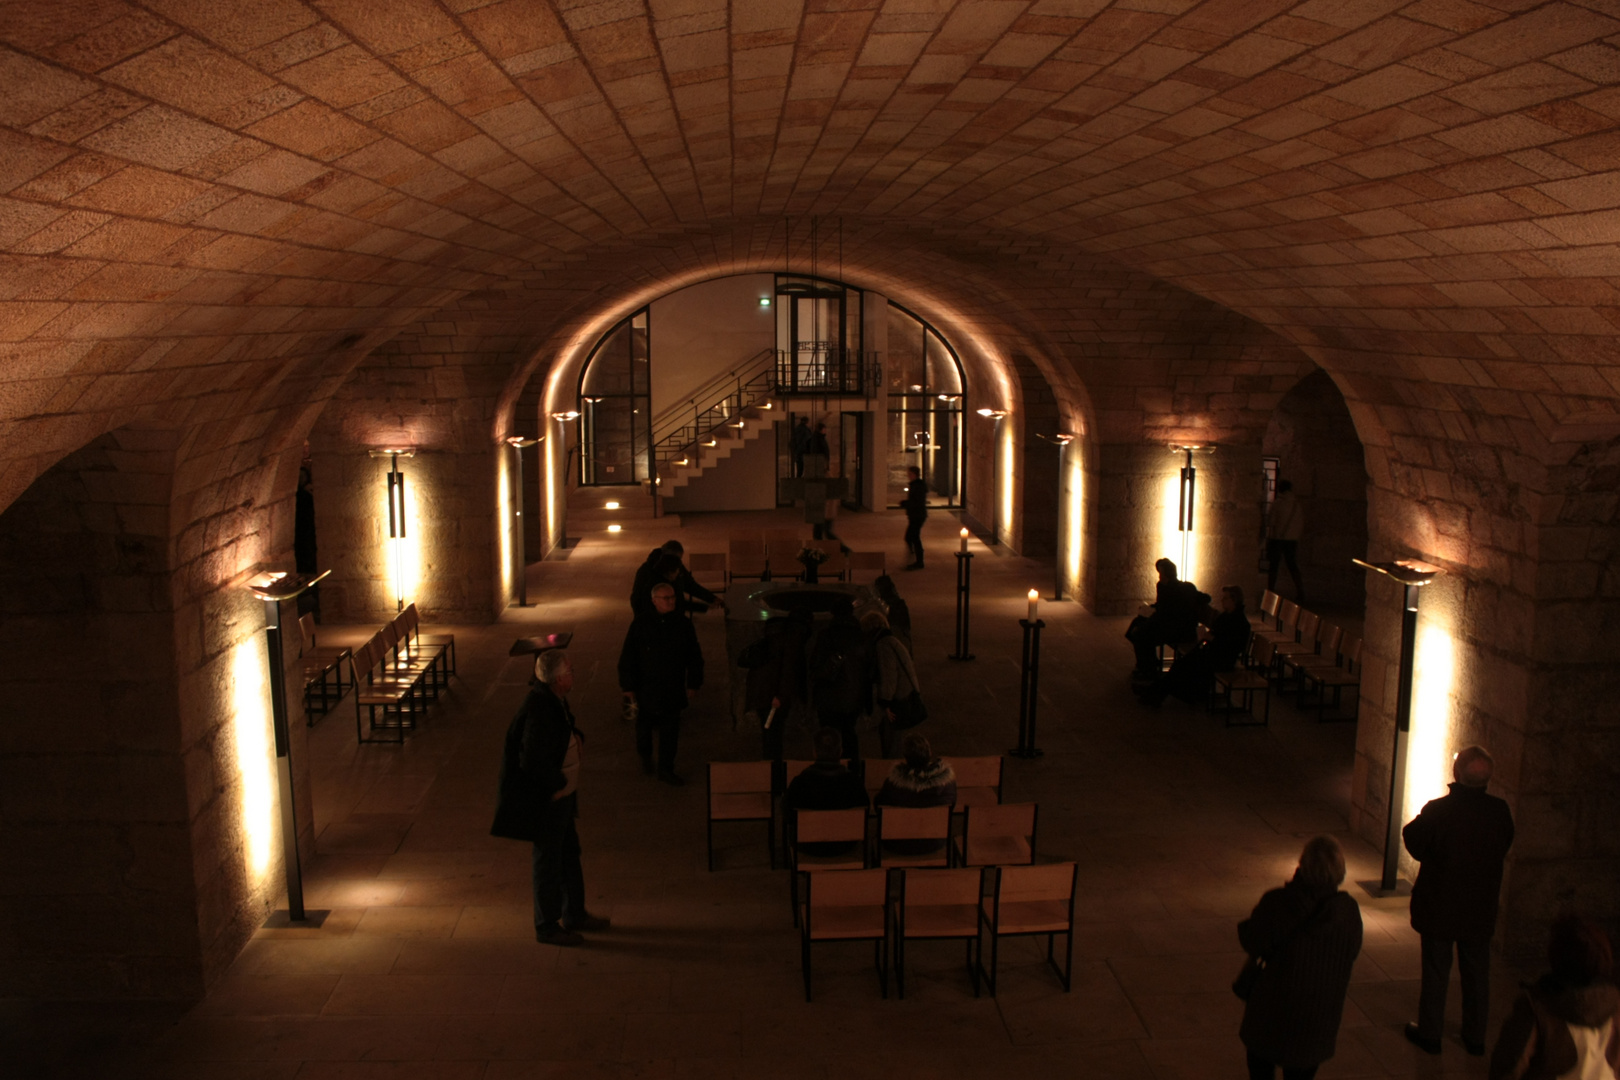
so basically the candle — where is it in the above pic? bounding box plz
[959,527,969,553]
[1027,589,1039,622]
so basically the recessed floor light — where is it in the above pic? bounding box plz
[607,524,622,533]
[605,501,620,510]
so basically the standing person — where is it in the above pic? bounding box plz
[1267,479,1305,602]
[490,651,611,948]
[862,610,923,756]
[790,415,812,478]
[1237,836,1363,1080]
[1138,585,1251,708]
[630,540,720,618]
[737,612,808,760]
[809,598,872,760]
[618,582,704,785]
[872,574,911,654]
[902,465,928,570]
[1125,557,1209,681]
[804,422,840,542]
[1403,745,1516,1056]
[1490,914,1619,1080]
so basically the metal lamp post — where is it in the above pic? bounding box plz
[366,448,415,612]
[505,436,539,606]
[246,568,331,926]
[1353,557,1442,897]
[549,411,580,550]
[977,408,1006,545]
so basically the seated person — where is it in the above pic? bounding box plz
[1126,557,1210,679]
[784,727,869,857]
[1138,585,1251,707]
[874,732,956,856]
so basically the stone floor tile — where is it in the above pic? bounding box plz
[354,906,463,939]
[321,974,507,1016]
[189,975,340,1017]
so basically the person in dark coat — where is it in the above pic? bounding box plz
[901,465,928,570]
[1138,585,1251,707]
[630,540,719,618]
[1402,744,1516,1056]
[618,583,704,785]
[1490,914,1619,1080]
[1238,835,1363,1080]
[872,574,911,654]
[790,415,811,477]
[737,611,808,760]
[489,651,611,947]
[874,731,956,856]
[809,599,872,760]
[783,726,869,857]
[1126,557,1210,679]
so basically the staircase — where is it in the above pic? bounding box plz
[648,348,779,497]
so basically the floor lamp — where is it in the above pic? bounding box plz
[1353,557,1442,897]
[977,408,1006,544]
[246,568,331,927]
[549,411,580,550]
[367,448,414,612]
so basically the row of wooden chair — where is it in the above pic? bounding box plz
[688,533,887,586]
[345,605,456,744]
[706,756,1006,871]
[799,862,1077,1001]
[1214,591,1364,727]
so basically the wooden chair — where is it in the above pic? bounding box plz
[846,551,886,582]
[403,603,456,676]
[708,761,775,871]
[1284,623,1344,685]
[1214,642,1271,728]
[381,619,444,697]
[764,528,806,557]
[943,756,1003,811]
[298,613,349,721]
[979,862,1078,995]
[1301,636,1363,723]
[1258,589,1280,627]
[351,636,420,744]
[893,867,983,998]
[687,552,727,592]
[953,803,1037,867]
[727,537,768,582]
[1254,599,1299,647]
[816,545,849,582]
[787,807,869,922]
[1271,610,1321,668]
[876,805,952,868]
[798,868,889,1002]
[394,607,448,683]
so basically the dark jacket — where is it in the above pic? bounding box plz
[630,552,718,618]
[806,431,830,459]
[618,610,704,713]
[1206,608,1252,671]
[785,762,869,857]
[1490,976,1620,1080]
[810,612,872,718]
[1238,878,1364,1067]
[903,477,928,521]
[882,595,912,653]
[790,420,811,456]
[1150,578,1208,642]
[738,617,807,716]
[1403,782,1515,940]
[490,682,578,841]
[875,758,956,856]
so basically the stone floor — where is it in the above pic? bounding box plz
[22,507,1510,1079]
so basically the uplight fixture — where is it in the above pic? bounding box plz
[979,410,1007,544]
[608,524,622,533]
[1352,557,1442,897]
[367,448,416,612]
[605,501,620,510]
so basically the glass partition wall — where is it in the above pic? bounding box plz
[578,308,650,485]
[886,302,964,508]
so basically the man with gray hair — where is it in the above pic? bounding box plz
[1402,745,1515,1056]
[490,649,610,947]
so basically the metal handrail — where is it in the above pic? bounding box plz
[648,348,776,445]
[650,349,777,474]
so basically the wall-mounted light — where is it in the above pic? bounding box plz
[548,411,583,551]
[1168,445,1214,582]
[245,568,332,926]
[1352,557,1442,897]
[759,296,772,307]
[368,448,416,612]
[551,410,581,421]
[976,407,1006,419]
[979,410,1007,544]
[1038,433,1077,599]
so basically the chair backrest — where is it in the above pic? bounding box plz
[806,867,887,909]
[709,760,772,798]
[863,759,900,795]
[967,802,1036,846]
[688,552,726,580]
[847,551,885,578]
[352,637,377,680]
[1260,590,1280,622]
[794,808,867,844]
[1251,636,1276,668]
[997,861,1077,904]
[944,756,1002,794]
[879,804,950,843]
[1317,623,1344,659]
[1278,599,1300,633]
[901,867,982,908]
[764,529,805,555]
[381,620,402,657]
[728,535,765,555]
[1296,610,1321,647]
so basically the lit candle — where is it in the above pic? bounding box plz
[959,527,969,553]
[1027,589,1039,622]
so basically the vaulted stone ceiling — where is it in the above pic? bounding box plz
[3,0,1618,509]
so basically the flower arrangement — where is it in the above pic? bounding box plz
[797,544,828,565]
